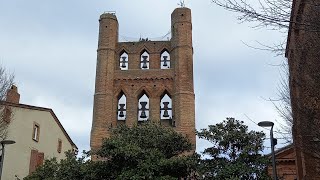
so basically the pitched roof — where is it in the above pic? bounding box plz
[0,101,78,149]
[267,143,295,162]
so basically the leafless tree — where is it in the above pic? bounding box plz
[211,0,320,51]
[0,65,14,140]
[211,1,320,120]
[271,61,293,142]
[0,66,14,101]
[212,0,292,29]
[212,0,292,52]
[212,0,320,176]
[211,0,293,136]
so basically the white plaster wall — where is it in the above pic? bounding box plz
[1,107,74,180]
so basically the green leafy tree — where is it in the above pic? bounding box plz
[197,117,270,180]
[24,151,91,180]
[25,123,198,180]
[95,123,198,179]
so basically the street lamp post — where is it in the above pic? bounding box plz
[0,140,15,180]
[258,121,277,180]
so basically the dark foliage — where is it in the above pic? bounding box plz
[25,123,198,180]
[197,117,270,180]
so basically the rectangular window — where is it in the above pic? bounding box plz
[29,150,44,174]
[57,139,62,153]
[32,123,40,142]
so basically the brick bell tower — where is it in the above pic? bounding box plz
[90,8,195,151]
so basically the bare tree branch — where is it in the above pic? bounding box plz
[212,0,292,29]
[211,0,296,141]
[0,65,15,141]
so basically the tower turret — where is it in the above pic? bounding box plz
[91,13,118,151]
[171,8,195,146]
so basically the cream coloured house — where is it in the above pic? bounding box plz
[0,86,77,180]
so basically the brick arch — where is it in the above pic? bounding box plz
[157,44,172,53]
[115,89,127,122]
[160,89,173,99]
[117,49,130,70]
[139,48,150,56]
[117,46,130,54]
[159,89,173,122]
[159,48,171,69]
[119,49,129,57]
[160,48,170,55]
[114,86,130,98]
[156,86,173,98]
[139,48,151,69]
[135,86,152,99]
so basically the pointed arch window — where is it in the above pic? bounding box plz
[120,51,128,70]
[138,93,149,121]
[117,93,126,120]
[161,50,170,69]
[160,93,172,119]
[140,51,150,69]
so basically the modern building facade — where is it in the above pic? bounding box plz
[90,7,196,152]
[0,86,77,179]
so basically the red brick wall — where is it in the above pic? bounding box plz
[90,8,196,152]
[287,0,320,178]
[6,85,20,104]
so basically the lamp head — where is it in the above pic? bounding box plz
[0,140,15,145]
[258,121,274,127]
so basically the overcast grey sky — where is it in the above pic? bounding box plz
[0,0,287,153]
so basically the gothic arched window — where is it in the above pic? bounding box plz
[160,93,172,119]
[160,50,170,69]
[140,50,150,69]
[120,51,128,70]
[117,92,126,120]
[138,93,149,121]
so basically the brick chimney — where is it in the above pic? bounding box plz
[6,85,20,104]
